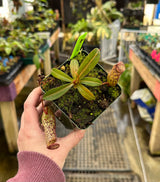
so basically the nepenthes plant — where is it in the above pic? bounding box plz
[43,48,102,101]
[40,33,125,149]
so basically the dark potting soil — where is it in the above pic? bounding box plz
[40,52,121,129]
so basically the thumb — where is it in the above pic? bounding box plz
[61,129,85,152]
[49,129,85,169]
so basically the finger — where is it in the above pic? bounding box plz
[59,129,85,152]
[37,102,43,115]
[21,87,43,129]
[24,87,43,108]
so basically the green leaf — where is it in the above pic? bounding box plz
[5,47,12,55]
[51,68,73,82]
[12,41,24,50]
[70,32,87,59]
[81,77,102,86]
[70,59,79,78]
[43,83,74,101]
[103,1,115,10]
[33,54,40,69]
[77,84,95,100]
[78,48,100,80]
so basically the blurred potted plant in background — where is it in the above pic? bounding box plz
[122,1,144,29]
[35,9,59,33]
[0,28,44,70]
[136,33,160,56]
[18,0,60,33]
[18,32,44,68]
[0,0,56,76]
[136,33,160,76]
[67,0,123,52]
[136,33,160,65]
[0,18,13,37]
[14,9,59,33]
[0,34,25,84]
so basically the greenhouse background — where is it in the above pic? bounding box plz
[0,0,160,182]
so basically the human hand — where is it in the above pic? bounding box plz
[17,87,85,169]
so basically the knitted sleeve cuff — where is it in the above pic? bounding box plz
[7,151,65,182]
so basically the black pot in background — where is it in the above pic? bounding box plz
[0,58,24,85]
[82,44,99,53]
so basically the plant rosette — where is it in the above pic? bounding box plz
[40,48,125,130]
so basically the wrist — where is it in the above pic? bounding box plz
[8,151,65,182]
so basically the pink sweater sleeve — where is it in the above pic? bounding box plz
[7,151,65,182]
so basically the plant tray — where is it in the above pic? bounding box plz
[64,173,141,182]
[134,44,160,77]
[0,59,23,85]
[57,107,130,171]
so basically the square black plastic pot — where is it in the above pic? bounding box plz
[41,53,121,130]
